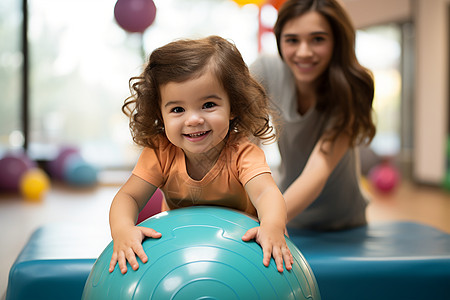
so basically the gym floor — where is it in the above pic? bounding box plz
[1,177,450,297]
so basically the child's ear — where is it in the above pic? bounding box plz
[229,117,238,130]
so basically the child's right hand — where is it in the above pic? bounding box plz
[109,225,162,274]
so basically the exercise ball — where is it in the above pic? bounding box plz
[63,154,98,186]
[48,146,80,180]
[82,206,321,300]
[19,168,51,202]
[114,0,157,33]
[0,153,36,191]
[369,162,400,193]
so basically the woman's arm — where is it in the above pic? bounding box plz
[109,174,161,274]
[243,173,293,272]
[284,133,350,222]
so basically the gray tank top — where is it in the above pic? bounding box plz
[251,55,368,230]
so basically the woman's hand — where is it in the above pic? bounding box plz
[109,225,162,274]
[242,223,293,273]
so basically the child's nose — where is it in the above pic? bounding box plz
[185,112,204,126]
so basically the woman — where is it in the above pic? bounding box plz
[251,0,376,231]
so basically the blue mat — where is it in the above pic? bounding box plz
[6,221,450,300]
[288,222,450,300]
[6,223,108,300]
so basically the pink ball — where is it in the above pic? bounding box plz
[369,163,400,193]
[114,0,156,33]
[0,153,36,191]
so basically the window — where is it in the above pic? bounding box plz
[356,24,403,157]
[0,0,22,154]
[20,0,259,169]
[1,1,406,172]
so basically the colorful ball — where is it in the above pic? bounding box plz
[369,163,400,193]
[63,154,98,187]
[48,146,80,180]
[0,153,36,191]
[233,0,266,7]
[114,0,157,33]
[136,188,163,224]
[19,168,51,202]
[360,175,371,193]
[82,207,321,300]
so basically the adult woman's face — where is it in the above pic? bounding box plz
[280,11,334,87]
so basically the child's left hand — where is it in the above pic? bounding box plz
[242,223,293,272]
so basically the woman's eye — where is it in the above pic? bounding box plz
[203,102,216,109]
[312,36,326,43]
[171,107,184,113]
[284,38,298,44]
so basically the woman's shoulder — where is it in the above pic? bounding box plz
[251,54,286,76]
[251,54,295,94]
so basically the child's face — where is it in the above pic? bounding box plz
[160,69,232,156]
[280,11,334,87]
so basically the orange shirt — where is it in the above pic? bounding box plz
[132,137,271,217]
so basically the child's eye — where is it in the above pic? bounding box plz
[203,102,216,109]
[171,107,184,113]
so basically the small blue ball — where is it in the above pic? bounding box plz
[63,154,98,186]
[82,206,321,300]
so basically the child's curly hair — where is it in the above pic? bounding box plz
[122,35,276,149]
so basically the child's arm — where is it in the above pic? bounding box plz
[109,174,162,274]
[242,173,293,272]
[284,133,350,221]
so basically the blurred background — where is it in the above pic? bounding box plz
[1,0,421,180]
[1,0,450,297]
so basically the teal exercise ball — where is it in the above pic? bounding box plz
[82,206,321,300]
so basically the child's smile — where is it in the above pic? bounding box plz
[183,130,212,142]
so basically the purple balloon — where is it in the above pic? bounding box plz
[114,0,156,33]
[0,153,36,191]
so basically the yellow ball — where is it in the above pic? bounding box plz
[233,0,266,7]
[20,168,51,202]
[360,175,371,193]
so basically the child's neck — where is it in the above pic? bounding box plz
[184,140,226,181]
